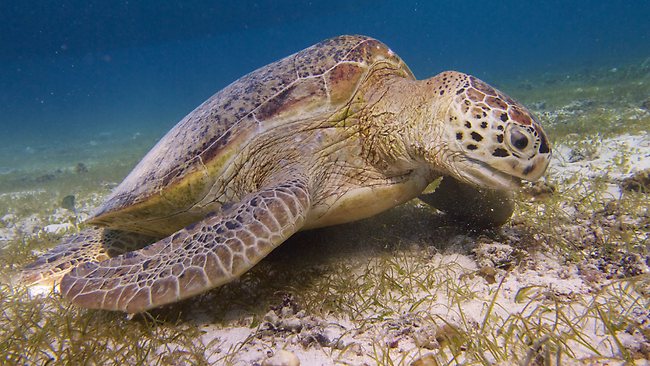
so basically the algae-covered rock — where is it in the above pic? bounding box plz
[621,169,650,192]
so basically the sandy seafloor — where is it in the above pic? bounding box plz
[0,61,649,365]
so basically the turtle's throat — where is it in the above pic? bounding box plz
[403,83,454,177]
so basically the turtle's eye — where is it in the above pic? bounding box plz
[510,129,529,150]
[505,125,536,155]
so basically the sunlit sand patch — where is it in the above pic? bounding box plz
[27,283,59,298]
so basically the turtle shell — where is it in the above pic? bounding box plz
[89,35,413,235]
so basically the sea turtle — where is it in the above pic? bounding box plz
[20,35,551,313]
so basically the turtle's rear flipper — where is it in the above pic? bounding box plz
[419,176,515,228]
[60,172,311,313]
[19,228,156,286]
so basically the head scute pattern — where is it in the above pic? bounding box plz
[444,73,551,182]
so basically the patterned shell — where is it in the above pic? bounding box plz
[91,35,413,225]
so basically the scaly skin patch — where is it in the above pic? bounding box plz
[20,228,156,286]
[21,35,551,312]
[60,170,310,312]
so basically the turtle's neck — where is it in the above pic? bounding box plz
[356,73,448,180]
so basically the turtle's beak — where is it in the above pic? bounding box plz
[454,157,522,190]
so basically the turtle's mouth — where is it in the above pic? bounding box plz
[456,157,521,190]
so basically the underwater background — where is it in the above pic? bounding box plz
[1,0,649,176]
[1,2,650,365]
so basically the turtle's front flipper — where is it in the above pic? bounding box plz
[19,228,156,286]
[419,176,515,227]
[60,174,311,313]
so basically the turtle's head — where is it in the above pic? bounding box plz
[427,71,551,190]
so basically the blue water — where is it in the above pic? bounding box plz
[1,0,649,167]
